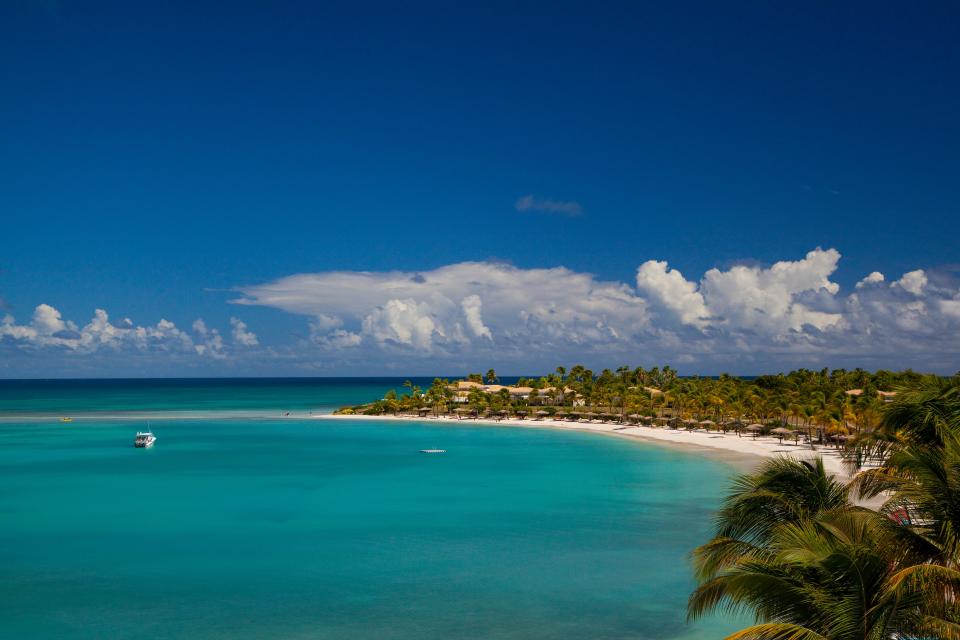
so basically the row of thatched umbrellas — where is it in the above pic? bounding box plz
[415,407,845,446]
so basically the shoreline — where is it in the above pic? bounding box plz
[315,413,856,479]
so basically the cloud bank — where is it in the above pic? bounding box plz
[232,248,960,372]
[4,248,959,374]
[0,308,259,363]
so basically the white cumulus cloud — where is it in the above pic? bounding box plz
[6,248,959,374]
[461,294,493,340]
[636,261,709,328]
[233,248,960,371]
[0,306,249,361]
[856,271,885,288]
[229,317,259,346]
[234,261,651,356]
[893,269,928,295]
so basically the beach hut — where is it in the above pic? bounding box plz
[744,424,764,439]
[417,407,431,417]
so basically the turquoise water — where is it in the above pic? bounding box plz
[0,380,744,639]
[0,378,442,416]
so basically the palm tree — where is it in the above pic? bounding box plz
[690,458,960,640]
[690,508,960,640]
[692,458,850,580]
[877,377,960,448]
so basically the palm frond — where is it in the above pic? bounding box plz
[724,623,828,640]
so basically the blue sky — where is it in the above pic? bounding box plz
[1,1,959,377]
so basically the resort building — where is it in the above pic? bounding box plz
[450,381,486,391]
[509,386,534,400]
[846,389,897,403]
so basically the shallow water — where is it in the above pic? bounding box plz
[0,380,745,639]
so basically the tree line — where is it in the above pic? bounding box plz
[340,365,935,441]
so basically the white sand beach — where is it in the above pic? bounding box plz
[315,413,856,479]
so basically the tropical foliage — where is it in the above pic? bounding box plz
[690,376,960,640]
[338,365,934,444]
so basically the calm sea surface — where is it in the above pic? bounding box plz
[0,379,745,639]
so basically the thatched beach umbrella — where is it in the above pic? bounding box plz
[515,410,528,420]
[830,433,850,448]
[627,414,642,423]
[699,419,715,429]
[535,410,550,420]
[771,426,796,444]
[745,424,764,439]
[727,419,745,435]
[553,411,567,421]
[585,412,598,421]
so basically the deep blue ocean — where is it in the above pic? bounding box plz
[0,378,745,639]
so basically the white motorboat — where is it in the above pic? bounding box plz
[419,449,446,454]
[134,431,156,448]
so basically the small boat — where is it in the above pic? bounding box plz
[60,417,72,423]
[134,431,157,448]
[419,449,446,454]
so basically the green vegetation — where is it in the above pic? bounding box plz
[689,377,960,639]
[336,365,936,443]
